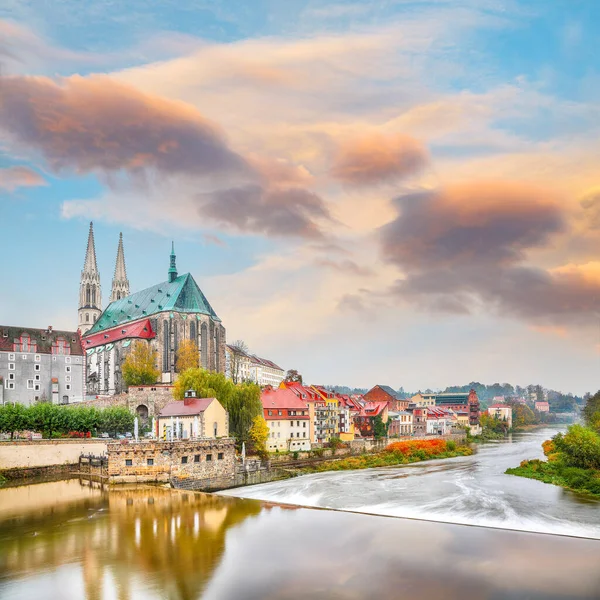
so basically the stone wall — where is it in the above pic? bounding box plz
[107,438,236,484]
[0,439,108,471]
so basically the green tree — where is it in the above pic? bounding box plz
[98,407,134,437]
[248,415,269,458]
[284,369,303,384]
[174,368,262,443]
[583,390,600,431]
[176,340,199,373]
[553,425,600,470]
[122,342,159,387]
[373,415,388,439]
[28,402,66,438]
[0,403,29,439]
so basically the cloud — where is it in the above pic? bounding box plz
[380,182,600,324]
[0,74,250,178]
[315,258,374,277]
[580,187,600,230]
[0,166,46,191]
[331,133,428,185]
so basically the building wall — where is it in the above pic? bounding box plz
[107,439,235,483]
[1,350,84,406]
[488,407,513,428]
[0,439,108,470]
[265,409,311,452]
[364,386,395,404]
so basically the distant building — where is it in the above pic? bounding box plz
[426,407,456,435]
[280,381,325,442]
[535,401,550,413]
[487,404,513,428]
[0,325,84,406]
[262,386,311,451]
[364,385,409,411]
[410,392,436,407]
[226,345,284,387]
[158,392,228,440]
[412,407,428,436]
[388,411,413,436]
[434,390,480,427]
[354,401,389,438]
[336,394,361,441]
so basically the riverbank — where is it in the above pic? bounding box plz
[506,460,600,499]
[298,439,473,474]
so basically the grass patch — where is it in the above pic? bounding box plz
[300,440,473,474]
[506,459,600,498]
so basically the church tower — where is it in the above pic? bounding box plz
[78,222,102,335]
[110,233,129,303]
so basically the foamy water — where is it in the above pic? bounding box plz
[220,428,600,539]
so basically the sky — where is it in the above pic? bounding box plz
[0,0,599,395]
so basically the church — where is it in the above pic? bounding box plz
[79,223,226,396]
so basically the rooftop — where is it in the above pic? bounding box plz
[86,272,220,336]
[0,325,83,356]
[261,387,309,411]
[159,398,215,417]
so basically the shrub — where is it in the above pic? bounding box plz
[292,451,299,460]
[446,440,456,452]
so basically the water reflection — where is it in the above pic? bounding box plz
[0,478,599,599]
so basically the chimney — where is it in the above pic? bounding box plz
[48,325,53,332]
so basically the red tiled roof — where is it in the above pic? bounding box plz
[159,398,215,417]
[262,388,309,411]
[358,401,388,417]
[83,318,156,349]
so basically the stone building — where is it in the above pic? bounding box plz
[0,325,84,405]
[81,237,226,396]
[363,385,410,411]
[226,344,284,387]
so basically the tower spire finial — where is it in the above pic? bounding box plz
[110,232,129,303]
[168,241,178,283]
[78,221,102,334]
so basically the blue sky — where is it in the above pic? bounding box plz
[0,0,598,394]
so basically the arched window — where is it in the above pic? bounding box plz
[173,321,178,358]
[163,320,170,372]
[200,322,208,369]
[214,328,220,372]
[117,292,121,300]
[86,284,91,304]
[190,320,196,342]
[93,314,97,322]
[86,313,90,323]
[92,287,96,305]
[213,422,218,438]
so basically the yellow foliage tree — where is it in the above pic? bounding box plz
[176,340,199,372]
[122,342,159,387]
[248,415,269,458]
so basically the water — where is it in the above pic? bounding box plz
[1,428,599,599]
[221,428,600,538]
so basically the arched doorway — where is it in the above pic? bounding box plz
[136,404,149,426]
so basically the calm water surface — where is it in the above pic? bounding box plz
[0,428,599,599]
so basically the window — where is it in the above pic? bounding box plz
[35,364,40,371]
[278,410,282,416]
[147,458,154,466]
[268,410,272,416]
[65,356,71,363]
[125,459,133,466]
[9,363,15,370]
[6,381,15,390]
[290,421,294,427]
[206,454,212,461]
[303,432,306,437]
[297,421,300,427]
[34,384,40,391]
[9,373,14,380]
[8,353,14,360]
[27,380,34,389]
[65,376,71,383]
[65,366,71,373]
[52,338,70,355]
[22,355,27,360]
[35,354,41,362]
[34,374,40,381]
[181,456,188,464]
[65,384,71,391]
[86,313,89,323]
[194,454,200,463]
[217,452,224,460]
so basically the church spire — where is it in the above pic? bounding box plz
[168,241,178,283]
[110,232,129,303]
[78,222,102,335]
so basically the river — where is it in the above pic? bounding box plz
[1,427,599,599]
[222,427,600,538]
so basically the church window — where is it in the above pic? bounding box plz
[200,323,208,369]
[93,314,97,322]
[163,320,169,372]
[86,313,89,323]
[92,287,96,305]
[173,322,178,359]
[86,284,91,304]
[117,292,121,300]
[190,320,196,342]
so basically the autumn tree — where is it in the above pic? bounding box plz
[285,369,302,384]
[228,340,249,384]
[248,415,269,458]
[122,342,159,387]
[176,339,199,372]
[583,390,600,432]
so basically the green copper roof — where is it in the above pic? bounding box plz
[86,272,220,335]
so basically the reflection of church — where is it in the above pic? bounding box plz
[79,223,226,396]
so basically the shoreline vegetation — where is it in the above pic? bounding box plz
[298,439,473,474]
[506,392,600,499]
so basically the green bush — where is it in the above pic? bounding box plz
[292,451,299,460]
[446,440,456,452]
